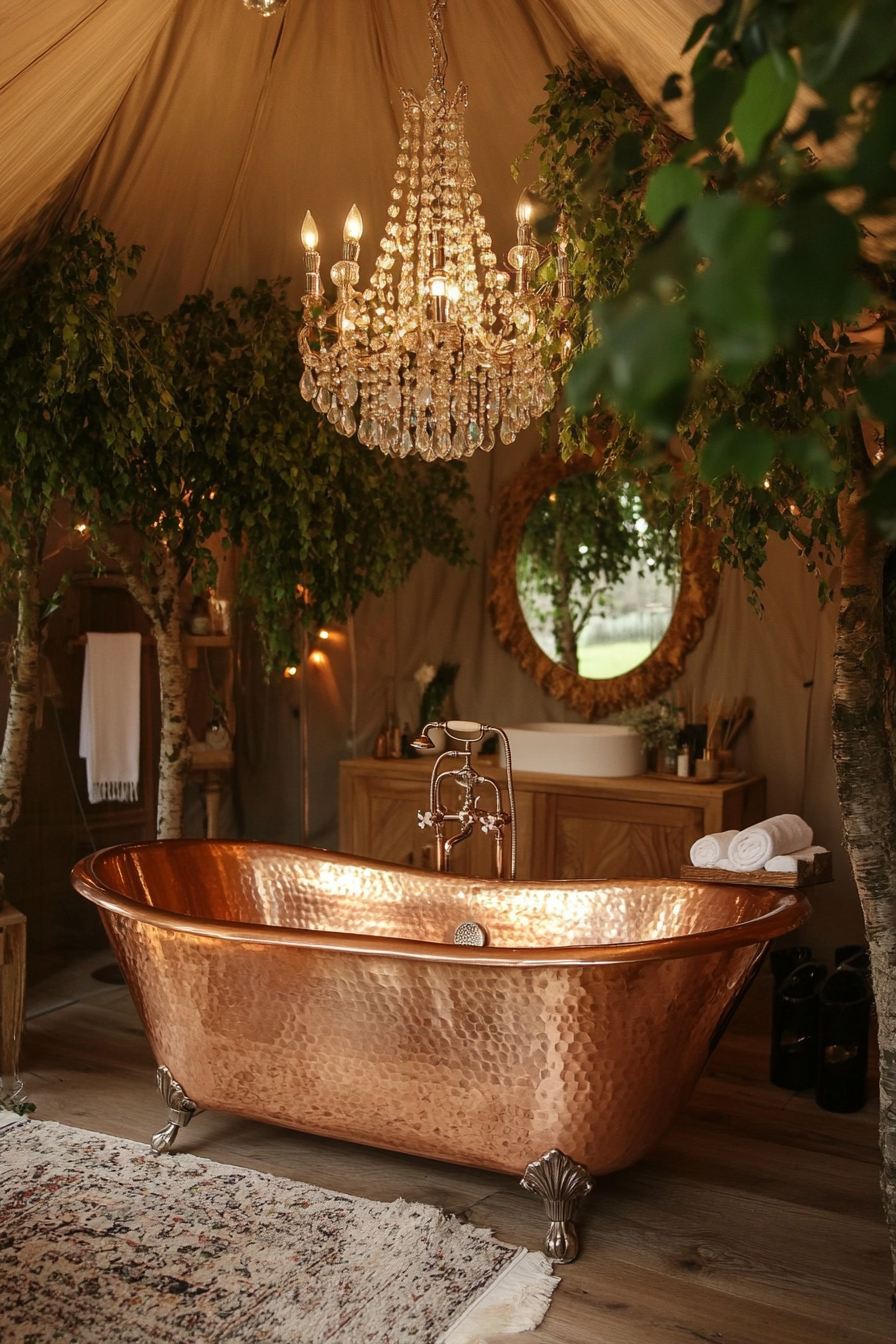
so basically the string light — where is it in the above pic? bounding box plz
[284,665,298,678]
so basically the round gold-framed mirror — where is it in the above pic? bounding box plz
[488,451,720,719]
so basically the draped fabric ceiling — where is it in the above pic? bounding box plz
[0,0,705,307]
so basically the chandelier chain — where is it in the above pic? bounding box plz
[428,0,448,90]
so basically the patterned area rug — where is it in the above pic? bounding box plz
[0,1116,558,1343]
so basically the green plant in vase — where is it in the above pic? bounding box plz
[415,661,460,733]
[619,699,677,771]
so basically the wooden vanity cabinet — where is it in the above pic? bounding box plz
[338,757,766,882]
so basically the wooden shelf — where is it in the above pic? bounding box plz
[182,633,231,647]
[188,747,234,771]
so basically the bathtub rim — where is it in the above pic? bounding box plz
[71,839,811,968]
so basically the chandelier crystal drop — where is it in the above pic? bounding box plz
[242,0,288,16]
[297,0,571,461]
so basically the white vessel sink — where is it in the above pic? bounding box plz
[500,723,646,778]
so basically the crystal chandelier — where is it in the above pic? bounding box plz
[297,0,571,460]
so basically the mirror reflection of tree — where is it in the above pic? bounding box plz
[516,474,680,677]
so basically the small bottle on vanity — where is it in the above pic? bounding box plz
[676,708,691,776]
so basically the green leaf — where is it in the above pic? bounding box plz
[608,131,644,190]
[796,0,896,114]
[731,49,799,165]
[861,462,896,541]
[699,419,775,486]
[852,85,896,209]
[568,296,692,438]
[769,197,865,335]
[688,194,776,379]
[683,10,718,55]
[857,363,896,425]
[644,164,704,230]
[782,433,837,490]
[692,63,746,148]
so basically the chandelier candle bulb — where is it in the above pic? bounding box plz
[301,211,319,252]
[295,0,568,458]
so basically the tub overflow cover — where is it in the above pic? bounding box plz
[454,922,487,947]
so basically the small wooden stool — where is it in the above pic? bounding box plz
[0,903,26,1084]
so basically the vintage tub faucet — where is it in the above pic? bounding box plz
[411,720,518,880]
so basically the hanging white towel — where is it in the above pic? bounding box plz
[689,830,739,867]
[79,632,142,804]
[765,845,827,873]
[728,814,814,871]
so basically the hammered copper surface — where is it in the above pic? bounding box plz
[72,841,810,1177]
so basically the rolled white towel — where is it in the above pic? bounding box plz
[765,845,827,873]
[728,814,814,871]
[690,830,739,867]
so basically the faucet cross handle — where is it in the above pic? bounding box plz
[417,807,443,830]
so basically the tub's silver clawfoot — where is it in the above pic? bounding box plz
[151,1065,198,1154]
[521,1148,593,1262]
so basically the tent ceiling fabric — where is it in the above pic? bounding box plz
[0,0,703,311]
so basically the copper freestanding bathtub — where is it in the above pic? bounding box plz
[72,841,810,1259]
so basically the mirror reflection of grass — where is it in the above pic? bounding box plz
[578,640,654,680]
[516,473,679,677]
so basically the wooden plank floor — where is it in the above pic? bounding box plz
[17,957,893,1343]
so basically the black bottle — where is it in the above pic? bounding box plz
[770,945,812,989]
[770,961,827,1090]
[816,967,872,1113]
[836,943,873,993]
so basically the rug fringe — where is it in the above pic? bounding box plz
[439,1248,560,1343]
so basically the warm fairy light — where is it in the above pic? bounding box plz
[343,205,363,243]
[548,492,557,503]
[318,629,330,639]
[301,211,319,251]
[309,649,326,666]
[75,522,88,535]
[284,665,298,678]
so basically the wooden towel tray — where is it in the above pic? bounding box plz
[680,851,833,888]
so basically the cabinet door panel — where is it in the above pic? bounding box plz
[553,796,705,880]
[362,779,502,877]
[367,791,422,868]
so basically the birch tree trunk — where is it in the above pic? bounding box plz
[153,606,190,840]
[831,485,896,1304]
[98,538,190,840]
[0,536,43,902]
[551,525,579,673]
